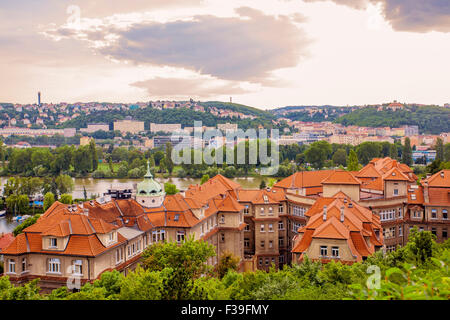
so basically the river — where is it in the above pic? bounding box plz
[0,176,264,234]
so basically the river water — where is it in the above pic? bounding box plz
[0,176,264,233]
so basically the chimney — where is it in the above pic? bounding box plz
[340,206,345,222]
[323,205,327,221]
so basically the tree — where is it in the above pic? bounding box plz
[73,146,92,174]
[43,192,55,211]
[6,194,29,215]
[153,151,165,166]
[305,141,332,169]
[435,138,444,162]
[259,179,267,189]
[83,186,88,201]
[13,214,41,236]
[444,143,450,162]
[164,143,174,175]
[216,251,240,279]
[402,137,413,166]
[59,194,73,204]
[89,139,99,171]
[164,182,179,195]
[55,174,74,195]
[141,237,215,279]
[347,149,360,171]
[332,149,347,167]
[200,174,210,185]
[356,142,382,165]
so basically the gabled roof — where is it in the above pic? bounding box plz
[274,170,334,189]
[0,233,15,251]
[321,170,361,185]
[356,163,381,178]
[382,167,410,181]
[312,216,349,240]
[423,170,450,188]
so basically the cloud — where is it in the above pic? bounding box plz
[69,7,310,85]
[300,0,450,32]
[131,77,252,99]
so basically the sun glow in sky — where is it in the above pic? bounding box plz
[1,0,449,108]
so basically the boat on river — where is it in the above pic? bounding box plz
[0,210,6,217]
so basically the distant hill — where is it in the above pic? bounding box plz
[59,103,281,131]
[334,106,450,134]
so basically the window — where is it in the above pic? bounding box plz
[399,226,403,236]
[292,222,302,233]
[443,210,448,220]
[259,258,263,266]
[260,240,265,248]
[263,195,269,204]
[393,189,399,196]
[278,204,283,214]
[260,207,265,215]
[391,227,396,238]
[108,232,114,242]
[72,260,83,275]
[320,246,328,257]
[279,237,284,247]
[260,224,265,232]
[48,258,61,273]
[244,205,249,215]
[8,259,15,274]
[293,206,305,217]
[244,238,250,248]
[398,208,402,219]
[265,258,269,266]
[244,224,250,232]
[177,231,185,244]
[22,258,27,272]
[49,238,58,248]
[152,229,165,242]
[431,228,437,236]
[279,255,285,264]
[220,215,225,224]
[269,240,273,248]
[268,224,273,232]
[331,247,339,258]
[431,209,437,219]
[221,233,225,242]
[443,229,448,238]
[278,221,284,230]
[268,207,273,215]
[116,248,123,264]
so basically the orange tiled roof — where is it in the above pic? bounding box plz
[423,170,450,188]
[321,170,361,185]
[0,233,16,252]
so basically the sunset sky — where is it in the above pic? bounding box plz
[1,0,449,108]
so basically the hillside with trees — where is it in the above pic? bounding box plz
[334,106,450,134]
[59,103,280,131]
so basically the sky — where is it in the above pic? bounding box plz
[0,0,449,109]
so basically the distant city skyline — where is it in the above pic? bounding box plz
[1,0,449,109]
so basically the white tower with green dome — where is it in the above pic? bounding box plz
[135,160,165,208]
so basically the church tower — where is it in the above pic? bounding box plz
[135,161,165,208]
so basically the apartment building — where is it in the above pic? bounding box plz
[113,119,145,134]
[80,123,110,133]
[150,123,182,133]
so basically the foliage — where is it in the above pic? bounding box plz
[13,214,41,236]
[164,182,179,195]
[334,105,450,135]
[43,192,55,211]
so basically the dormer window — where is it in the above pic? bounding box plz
[49,238,58,248]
